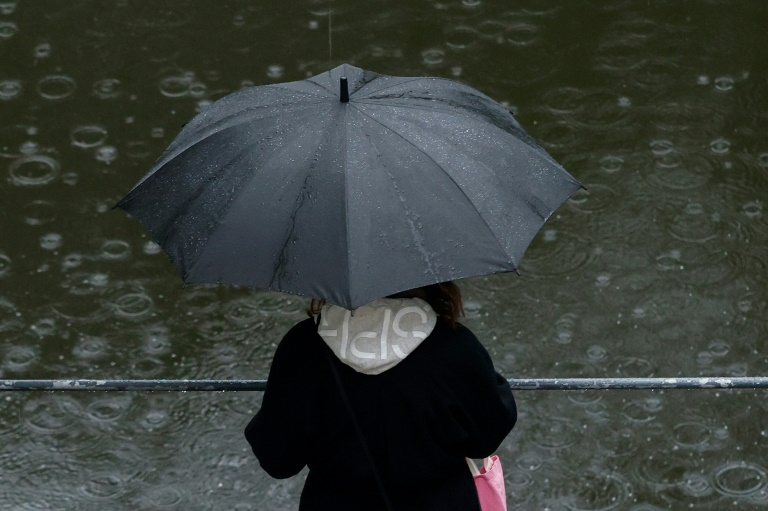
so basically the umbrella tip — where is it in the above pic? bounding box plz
[340,76,349,103]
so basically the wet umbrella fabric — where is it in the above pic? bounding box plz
[116,64,581,310]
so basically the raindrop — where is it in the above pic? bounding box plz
[0,21,17,39]
[587,344,607,361]
[62,171,79,185]
[151,127,165,138]
[92,78,122,99]
[71,125,107,148]
[714,76,734,92]
[189,81,207,98]
[0,253,10,277]
[78,473,126,501]
[543,229,557,241]
[8,155,61,186]
[595,273,611,287]
[3,345,38,371]
[159,75,190,97]
[742,201,762,219]
[709,138,730,155]
[22,200,57,225]
[617,96,632,107]
[708,339,730,357]
[505,22,540,46]
[0,79,22,100]
[99,239,131,260]
[266,65,284,79]
[0,2,17,15]
[143,241,162,255]
[39,233,63,250]
[308,20,319,30]
[696,75,710,85]
[72,335,109,359]
[95,145,118,164]
[421,48,445,67]
[445,26,478,50]
[461,0,482,8]
[30,317,56,337]
[33,43,51,58]
[36,75,77,100]
[713,462,766,497]
[20,140,39,155]
[61,253,83,270]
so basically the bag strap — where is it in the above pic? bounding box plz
[325,348,395,511]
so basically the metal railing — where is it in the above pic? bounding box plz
[1,377,767,391]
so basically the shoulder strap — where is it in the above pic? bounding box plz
[325,348,395,511]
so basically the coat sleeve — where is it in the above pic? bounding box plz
[447,326,517,458]
[244,323,311,478]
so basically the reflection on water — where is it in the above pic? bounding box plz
[1,0,767,509]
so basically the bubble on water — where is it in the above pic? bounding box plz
[61,253,83,270]
[20,140,40,155]
[143,240,162,255]
[266,65,284,79]
[0,79,22,100]
[696,75,710,85]
[92,78,123,99]
[505,22,540,46]
[714,76,734,92]
[617,96,631,107]
[33,43,51,59]
[0,1,17,14]
[95,145,118,164]
[36,75,77,100]
[8,155,61,186]
[742,201,763,219]
[0,21,17,39]
[713,462,767,498]
[3,345,38,371]
[594,273,611,287]
[22,199,57,225]
[421,48,445,66]
[39,233,63,250]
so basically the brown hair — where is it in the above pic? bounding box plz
[306,281,464,328]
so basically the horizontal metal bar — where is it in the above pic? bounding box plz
[1,377,767,391]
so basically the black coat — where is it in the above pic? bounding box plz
[245,318,517,511]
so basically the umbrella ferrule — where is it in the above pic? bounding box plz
[340,76,349,103]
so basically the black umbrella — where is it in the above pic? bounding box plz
[116,64,581,310]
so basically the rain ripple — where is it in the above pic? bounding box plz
[8,155,61,186]
[36,75,77,100]
[713,462,768,501]
[550,472,632,511]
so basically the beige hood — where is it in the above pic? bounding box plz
[318,298,437,375]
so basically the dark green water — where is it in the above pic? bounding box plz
[1,1,767,509]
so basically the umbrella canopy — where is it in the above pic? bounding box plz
[116,64,581,310]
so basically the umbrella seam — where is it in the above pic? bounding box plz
[350,105,518,267]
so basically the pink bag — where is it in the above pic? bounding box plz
[466,455,507,511]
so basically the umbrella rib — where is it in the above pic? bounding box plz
[266,84,332,98]
[351,106,515,268]
[354,77,428,97]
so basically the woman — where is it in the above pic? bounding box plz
[245,282,517,510]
